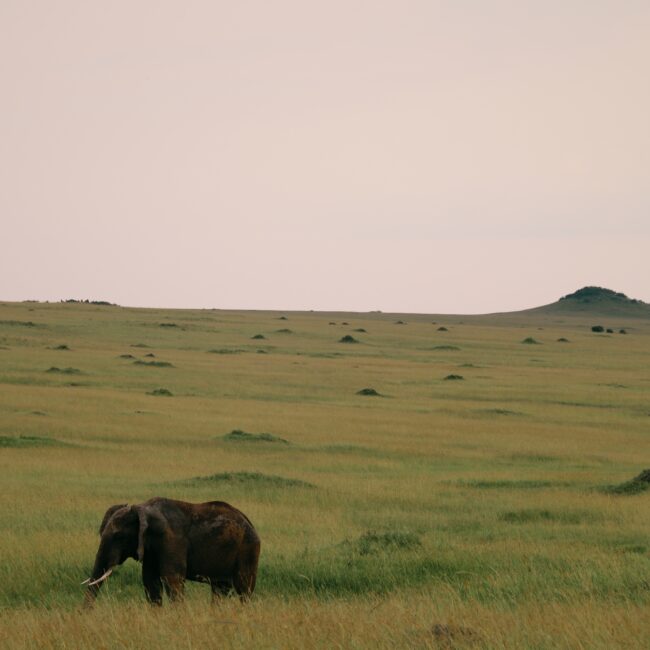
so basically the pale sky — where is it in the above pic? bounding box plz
[1,1,649,313]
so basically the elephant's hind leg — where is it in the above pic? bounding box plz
[162,574,185,602]
[234,543,260,602]
[210,580,232,603]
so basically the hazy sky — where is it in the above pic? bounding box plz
[1,1,648,313]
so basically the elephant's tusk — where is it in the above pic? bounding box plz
[80,578,91,585]
[86,569,113,587]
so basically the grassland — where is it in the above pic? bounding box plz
[0,300,649,649]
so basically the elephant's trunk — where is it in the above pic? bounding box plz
[83,543,116,607]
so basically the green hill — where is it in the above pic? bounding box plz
[523,286,650,319]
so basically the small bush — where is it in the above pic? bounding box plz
[437,326,448,332]
[395,320,406,325]
[133,360,173,367]
[159,323,178,328]
[356,388,380,396]
[145,352,156,357]
[444,374,464,381]
[275,329,293,333]
[521,337,540,344]
[131,343,150,348]
[430,345,460,351]
[118,354,135,359]
[222,429,289,444]
[50,344,70,350]
[353,328,367,332]
[257,349,268,354]
[208,348,244,354]
[619,329,627,334]
[591,325,604,333]
[557,338,570,342]
[251,334,266,340]
[148,388,173,396]
[46,367,81,374]
[277,316,288,320]
[606,328,614,333]
[339,335,358,343]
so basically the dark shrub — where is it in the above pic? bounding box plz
[223,429,289,444]
[437,326,448,332]
[591,325,604,333]
[603,469,650,495]
[619,329,627,334]
[521,337,540,344]
[356,388,380,396]
[251,334,266,340]
[148,388,173,396]
[606,328,614,333]
[339,335,358,343]
[444,374,464,381]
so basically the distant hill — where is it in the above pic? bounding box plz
[523,286,650,318]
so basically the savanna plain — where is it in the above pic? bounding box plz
[0,300,649,649]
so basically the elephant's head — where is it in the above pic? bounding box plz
[83,502,162,605]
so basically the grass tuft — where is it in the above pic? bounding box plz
[0,435,65,448]
[222,429,289,444]
[148,388,173,396]
[602,469,650,495]
[45,367,80,374]
[179,471,314,489]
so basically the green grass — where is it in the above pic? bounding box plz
[0,299,649,648]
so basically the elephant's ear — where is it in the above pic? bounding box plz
[135,505,166,562]
[99,504,128,535]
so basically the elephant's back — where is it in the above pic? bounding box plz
[186,501,259,578]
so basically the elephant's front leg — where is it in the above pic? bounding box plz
[142,560,163,606]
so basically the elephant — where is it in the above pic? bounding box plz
[83,497,260,606]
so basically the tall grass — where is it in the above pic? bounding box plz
[0,300,649,648]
